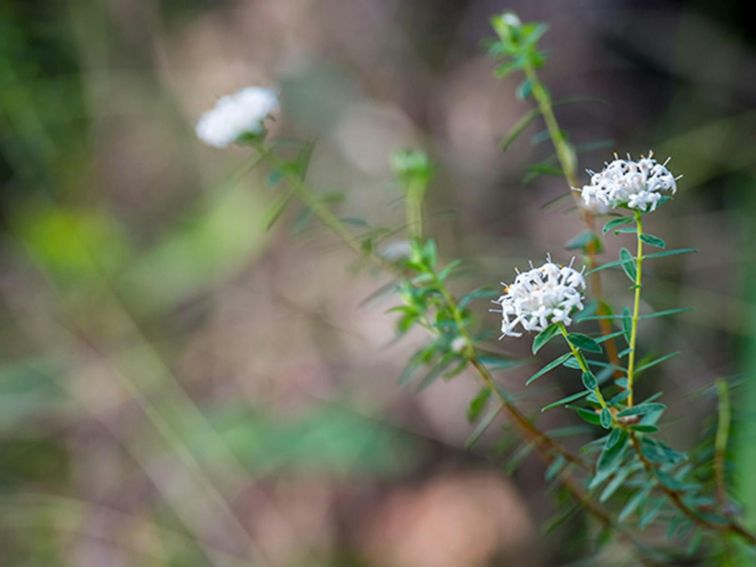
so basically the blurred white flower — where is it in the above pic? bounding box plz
[493,257,586,338]
[450,336,467,353]
[380,240,413,261]
[577,152,678,213]
[196,86,279,148]
[502,13,521,27]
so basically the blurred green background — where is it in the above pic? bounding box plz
[1,0,755,565]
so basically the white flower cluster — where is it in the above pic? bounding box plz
[196,86,279,148]
[494,258,586,337]
[578,152,678,213]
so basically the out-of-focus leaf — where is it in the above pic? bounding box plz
[125,182,269,312]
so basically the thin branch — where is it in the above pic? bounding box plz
[522,64,624,382]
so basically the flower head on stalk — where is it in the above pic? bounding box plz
[493,257,586,338]
[196,86,279,148]
[578,152,679,213]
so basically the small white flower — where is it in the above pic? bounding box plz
[503,13,521,27]
[492,257,586,338]
[577,152,679,213]
[196,86,279,148]
[451,336,467,353]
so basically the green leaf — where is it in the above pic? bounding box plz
[563,357,614,371]
[396,311,419,334]
[341,216,369,227]
[545,454,567,482]
[465,406,501,449]
[398,353,423,386]
[639,498,665,529]
[617,403,667,419]
[619,485,653,522]
[458,287,499,309]
[572,406,601,425]
[416,358,453,391]
[639,308,692,320]
[629,424,658,433]
[516,78,533,100]
[526,353,573,385]
[640,233,666,248]
[467,387,492,422]
[523,162,562,183]
[599,407,612,429]
[533,323,560,354]
[264,189,295,230]
[438,260,463,281]
[635,352,680,374]
[422,239,437,267]
[613,226,638,235]
[541,390,590,412]
[564,230,601,253]
[478,354,523,370]
[585,247,695,276]
[567,333,603,353]
[596,330,625,344]
[608,389,630,407]
[622,308,632,344]
[639,437,685,464]
[600,463,639,502]
[359,281,399,308]
[499,108,540,152]
[602,217,634,234]
[619,248,636,282]
[597,429,627,473]
[582,371,598,391]
[543,503,582,536]
[644,247,696,260]
[494,60,520,78]
[505,442,535,475]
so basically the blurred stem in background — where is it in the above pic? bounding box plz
[520,45,623,380]
[736,177,756,536]
[391,149,431,240]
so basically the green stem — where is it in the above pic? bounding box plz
[258,144,392,269]
[558,323,610,412]
[523,66,578,188]
[626,210,644,407]
[715,378,731,511]
[406,180,426,240]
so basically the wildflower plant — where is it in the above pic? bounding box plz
[196,11,756,563]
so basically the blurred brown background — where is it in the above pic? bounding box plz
[1,0,756,565]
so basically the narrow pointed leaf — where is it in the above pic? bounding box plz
[639,308,692,320]
[617,403,667,418]
[465,405,501,449]
[541,389,591,412]
[619,248,636,282]
[640,233,666,248]
[582,371,598,391]
[533,324,560,354]
[526,352,573,385]
[603,217,634,234]
[635,351,680,374]
[567,333,602,353]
